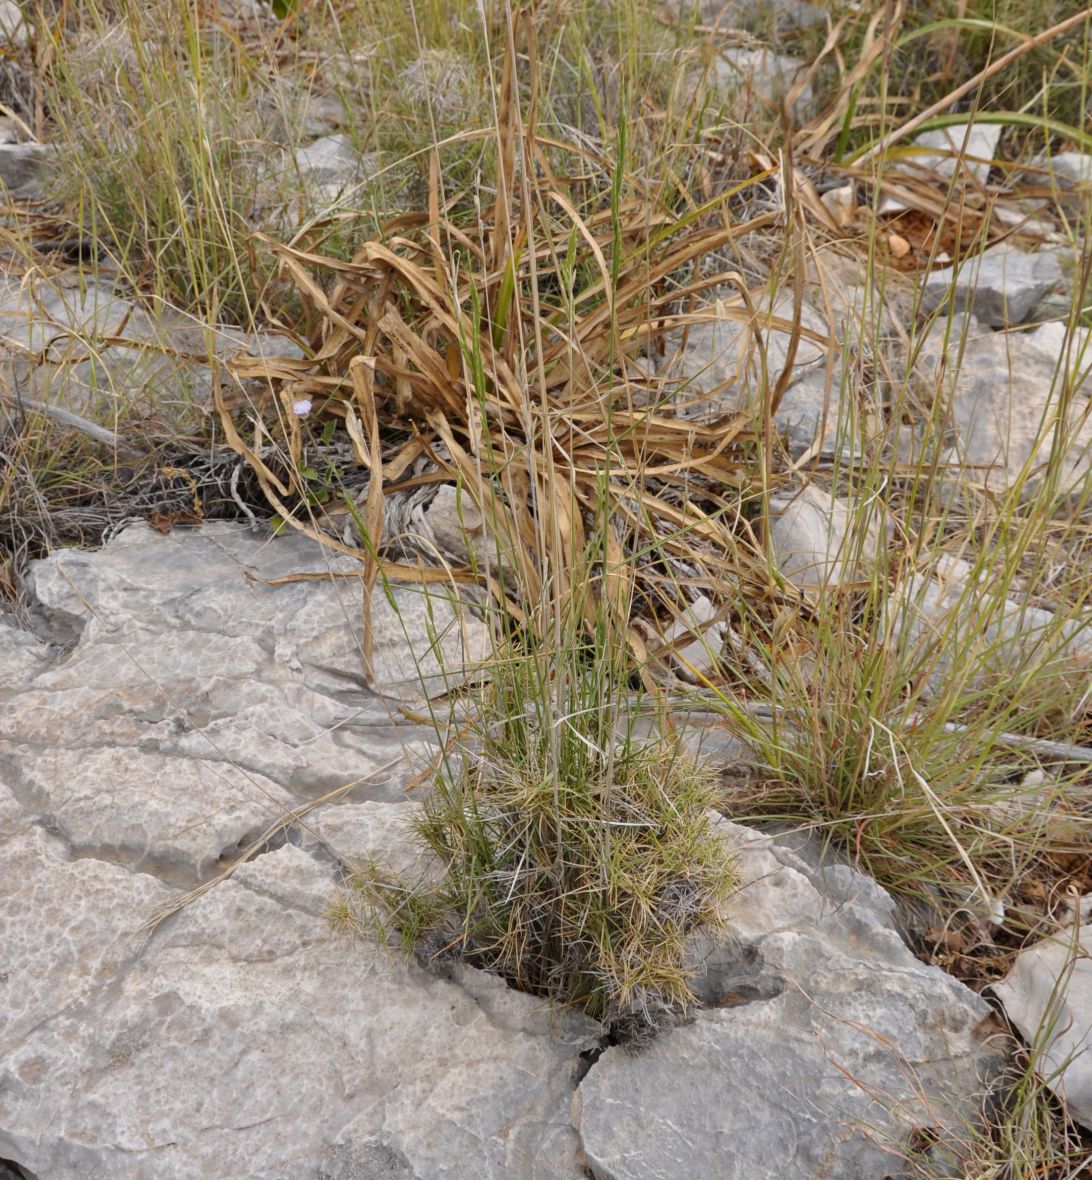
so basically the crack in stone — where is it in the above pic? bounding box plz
[572,1035,612,1088]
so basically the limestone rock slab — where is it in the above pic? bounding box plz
[887,553,1092,695]
[0,841,588,1180]
[654,290,891,459]
[0,271,300,423]
[4,743,295,881]
[29,520,487,702]
[767,485,879,591]
[917,315,1092,493]
[1031,151,1092,187]
[0,0,28,45]
[577,820,1003,1180]
[2,523,483,813]
[0,142,49,200]
[911,123,1002,185]
[0,613,48,688]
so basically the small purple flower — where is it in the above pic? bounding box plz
[292,398,313,418]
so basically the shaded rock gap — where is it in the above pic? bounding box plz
[0,1155,38,1180]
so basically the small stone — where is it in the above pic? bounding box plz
[294,132,362,192]
[887,231,910,258]
[820,182,855,226]
[877,122,1002,214]
[914,314,1092,492]
[885,553,1092,698]
[0,0,27,46]
[910,122,1002,185]
[657,293,827,419]
[1031,151,1092,187]
[993,916,1092,1130]
[663,594,725,679]
[711,47,812,120]
[420,484,489,566]
[0,142,51,201]
[922,241,1065,328]
[767,485,880,591]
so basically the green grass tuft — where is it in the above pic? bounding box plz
[342,644,737,1042]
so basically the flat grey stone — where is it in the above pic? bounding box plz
[662,593,726,679]
[1032,151,1092,187]
[773,366,860,458]
[710,48,812,120]
[657,294,828,417]
[992,914,1092,1130]
[878,124,1003,215]
[4,523,484,798]
[0,0,26,45]
[29,520,488,699]
[258,133,378,221]
[922,242,1065,328]
[915,316,1092,492]
[0,142,50,201]
[653,286,897,459]
[0,613,48,688]
[5,743,296,881]
[888,553,1092,699]
[0,272,301,422]
[295,132,363,187]
[0,839,588,1180]
[910,123,1002,185]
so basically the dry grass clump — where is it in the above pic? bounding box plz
[215,45,780,658]
[215,6,1092,953]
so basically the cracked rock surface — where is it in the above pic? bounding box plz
[577,820,1005,1180]
[1,524,1000,1178]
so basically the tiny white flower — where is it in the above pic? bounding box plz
[292,398,313,418]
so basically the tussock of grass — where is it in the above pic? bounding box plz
[339,645,737,1041]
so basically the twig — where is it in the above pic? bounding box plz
[1,388,148,460]
[662,694,1092,765]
